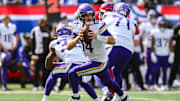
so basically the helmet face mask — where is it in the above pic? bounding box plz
[77,3,95,25]
[157,16,166,32]
[99,9,106,19]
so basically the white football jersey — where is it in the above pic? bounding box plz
[49,37,87,64]
[0,23,17,50]
[140,22,158,48]
[151,28,173,56]
[103,12,136,53]
[70,20,108,62]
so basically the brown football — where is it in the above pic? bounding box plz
[83,25,92,44]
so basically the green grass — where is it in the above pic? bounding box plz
[0,84,180,101]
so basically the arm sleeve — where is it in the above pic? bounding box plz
[101,30,112,36]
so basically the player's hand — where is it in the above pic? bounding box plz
[88,29,97,39]
[78,29,84,38]
[151,52,157,63]
[168,52,174,64]
[12,46,16,51]
[3,48,8,53]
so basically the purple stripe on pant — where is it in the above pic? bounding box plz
[44,63,98,99]
[68,61,124,96]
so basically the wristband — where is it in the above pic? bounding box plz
[96,35,108,43]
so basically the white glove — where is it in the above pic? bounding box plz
[82,76,92,83]
[151,52,157,63]
[168,52,174,64]
[0,52,6,62]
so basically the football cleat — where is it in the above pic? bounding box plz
[101,95,113,101]
[68,96,80,101]
[111,93,133,101]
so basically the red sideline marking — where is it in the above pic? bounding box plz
[0,5,100,15]
[161,6,180,15]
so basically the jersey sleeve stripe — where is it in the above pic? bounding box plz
[53,65,68,70]
[76,62,104,74]
[68,23,73,30]
[99,24,107,33]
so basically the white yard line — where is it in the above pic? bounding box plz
[133,97,179,101]
[126,91,180,94]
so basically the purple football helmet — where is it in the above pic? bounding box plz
[113,2,130,17]
[77,3,95,25]
[157,16,166,24]
[147,9,157,19]
[56,24,72,37]
[157,16,166,29]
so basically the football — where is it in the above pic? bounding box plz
[83,25,92,44]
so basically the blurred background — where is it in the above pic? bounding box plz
[0,0,180,92]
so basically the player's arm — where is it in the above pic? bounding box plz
[88,29,115,44]
[140,30,145,53]
[12,34,19,51]
[169,36,174,52]
[67,30,83,50]
[151,35,155,52]
[168,35,175,64]
[0,42,8,53]
[134,36,140,46]
[150,32,157,63]
[45,47,56,70]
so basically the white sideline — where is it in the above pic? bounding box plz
[133,97,179,101]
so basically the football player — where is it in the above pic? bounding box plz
[41,24,99,101]
[101,3,136,100]
[67,3,132,101]
[139,9,158,89]
[93,2,114,101]
[0,15,19,91]
[151,16,173,91]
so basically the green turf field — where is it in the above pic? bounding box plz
[0,84,180,101]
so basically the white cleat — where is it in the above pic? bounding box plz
[154,85,161,91]
[161,85,168,91]
[111,93,120,101]
[68,96,80,101]
[101,95,113,101]
[112,93,133,101]
[68,98,80,101]
[41,95,48,101]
